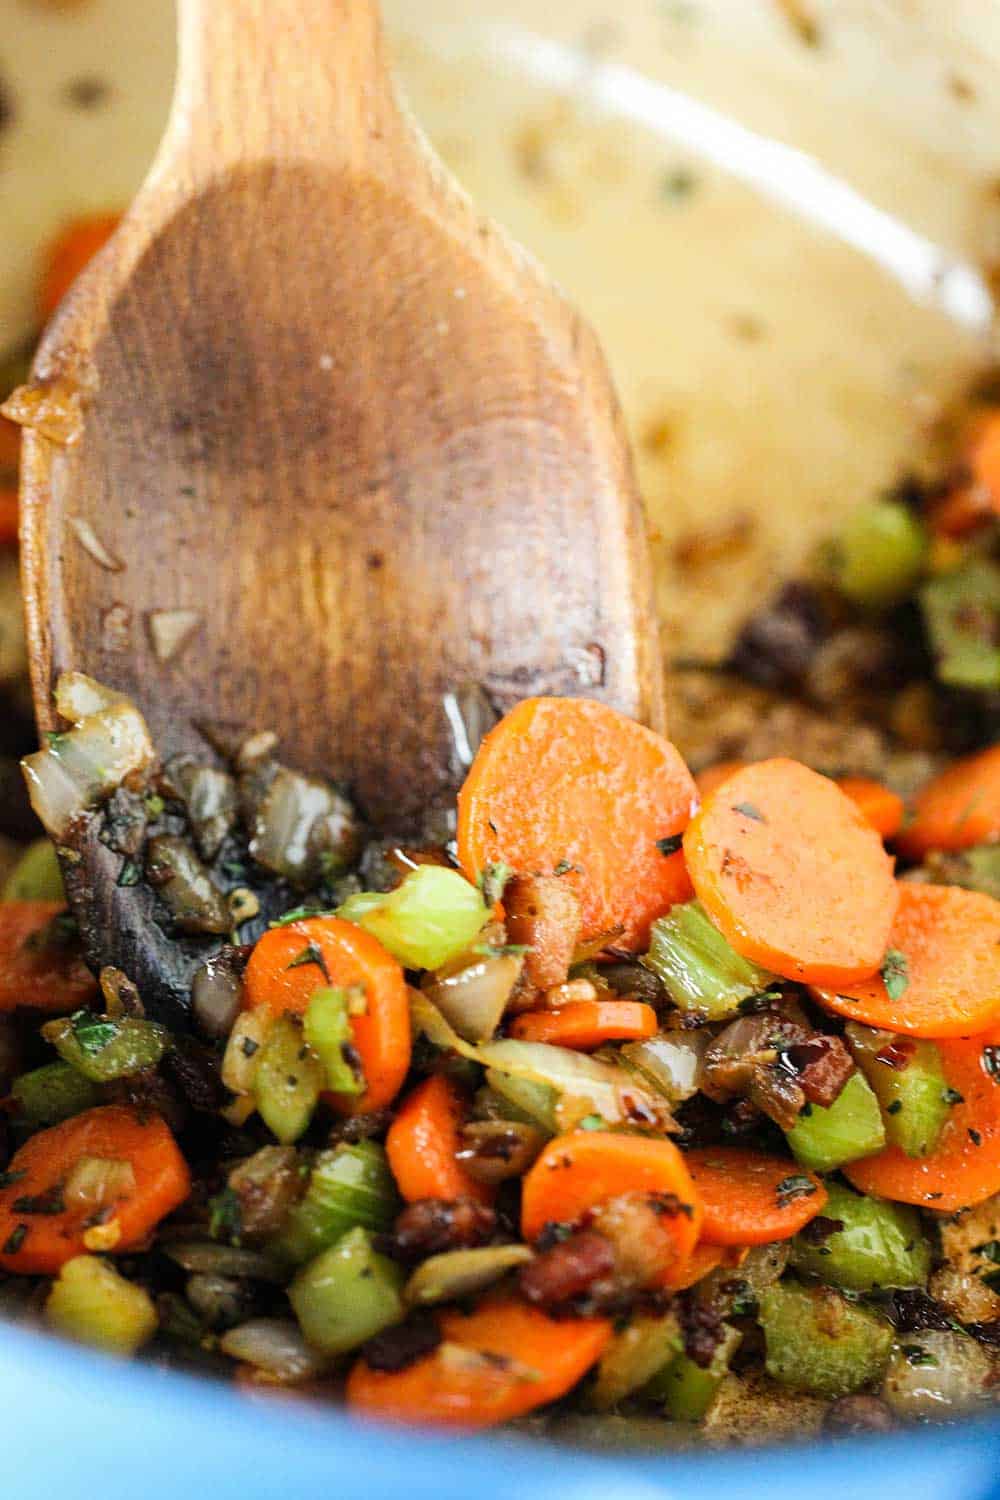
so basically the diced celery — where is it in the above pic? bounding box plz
[252,1014,324,1144]
[1,840,64,903]
[845,1023,950,1158]
[785,1070,884,1173]
[789,1180,930,1291]
[289,1226,404,1355]
[590,1311,683,1410]
[269,1141,399,1266]
[42,1011,168,1084]
[823,497,927,610]
[303,987,363,1095]
[484,1067,558,1134]
[649,1325,742,1422]
[10,1061,100,1126]
[642,901,776,1021]
[338,866,489,970]
[46,1255,158,1356]
[920,560,1000,690]
[758,1280,893,1397]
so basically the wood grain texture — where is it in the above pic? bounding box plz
[19,0,661,840]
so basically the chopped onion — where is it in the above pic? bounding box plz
[64,1155,135,1214]
[404,1245,534,1307]
[882,1330,993,1421]
[619,1032,709,1106]
[249,766,361,888]
[222,1009,273,1095]
[191,950,246,1039]
[23,676,155,840]
[423,954,522,1043]
[164,1242,285,1283]
[219,1319,330,1383]
[411,992,674,1131]
[68,516,124,573]
[146,609,202,664]
[145,835,231,934]
[167,759,237,861]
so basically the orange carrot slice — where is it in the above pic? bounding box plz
[0,902,98,1014]
[457,697,697,951]
[683,758,898,985]
[244,917,410,1115]
[895,747,1000,859]
[0,1106,190,1273]
[846,1028,1000,1210]
[386,1074,493,1207]
[814,883,1000,1038]
[347,1293,611,1429]
[508,1000,657,1050]
[684,1146,827,1246]
[837,777,905,840]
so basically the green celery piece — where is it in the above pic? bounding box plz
[269,1142,399,1266]
[46,1255,156,1356]
[484,1067,558,1134]
[338,866,490,970]
[641,901,776,1021]
[789,1180,930,1291]
[304,987,363,1095]
[252,1014,324,1144]
[758,1280,893,1397]
[845,1023,949,1158]
[1,840,64,903]
[785,1070,884,1173]
[42,1011,168,1084]
[589,1311,683,1410]
[823,497,927,610]
[10,1061,100,1126]
[920,560,1000,690]
[289,1226,404,1355]
[647,1325,742,1422]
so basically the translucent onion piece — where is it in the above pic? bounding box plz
[146,609,202,664]
[619,1032,709,1105]
[192,951,246,1040]
[423,953,522,1043]
[54,672,126,723]
[164,1242,286,1283]
[219,1319,330,1383]
[882,1330,993,1421]
[222,1009,273,1095]
[64,1156,136,1214]
[404,1245,534,1307]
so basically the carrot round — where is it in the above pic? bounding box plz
[0,902,98,1014]
[520,1131,701,1281]
[895,747,1000,860]
[386,1074,493,1207]
[347,1293,611,1429]
[39,212,121,321]
[659,1240,728,1291]
[683,758,898,985]
[846,1029,1000,1211]
[244,917,410,1115]
[684,1146,827,1246]
[0,1106,190,1274]
[837,777,905,840]
[814,883,1000,1038]
[508,1000,657,1050]
[0,488,18,548]
[695,761,749,800]
[457,697,697,951]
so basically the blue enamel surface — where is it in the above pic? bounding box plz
[1,1319,998,1500]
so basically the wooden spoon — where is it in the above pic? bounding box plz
[12,0,661,1023]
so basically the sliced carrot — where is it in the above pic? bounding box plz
[895,747,1000,860]
[457,697,697,952]
[508,1000,657,1050]
[347,1293,611,1429]
[243,917,410,1115]
[837,777,905,840]
[0,488,18,547]
[659,1240,727,1291]
[683,758,898,986]
[0,1106,190,1274]
[39,212,121,322]
[695,761,749,800]
[0,902,97,1014]
[386,1074,493,1207]
[520,1131,701,1282]
[846,1028,1000,1211]
[813,883,1000,1038]
[684,1146,827,1246]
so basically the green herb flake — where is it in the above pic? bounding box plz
[208,1186,242,1246]
[478,861,513,906]
[2,1225,27,1255]
[655,835,684,857]
[0,1170,26,1190]
[286,942,331,983]
[12,1189,65,1216]
[943,1087,965,1107]
[901,1345,938,1368]
[982,1045,1000,1083]
[732,802,766,823]
[117,858,142,888]
[660,167,698,202]
[969,1128,983,1146]
[45,732,68,750]
[887,1100,903,1115]
[553,859,581,877]
[880,948,909,1002]
[775,1174,818,1207]
[578,1115,605,1131]
[144,793,165,819]
[269,906,336,929]
[69,1009,119,1057]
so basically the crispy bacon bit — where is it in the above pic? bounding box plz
[393,1198,497,1260]
[363,1311,442,1372]
[875,1037,918,1072]
[518,1229,617,1311]
[785,1035,855,1108]
[503,874,581,999]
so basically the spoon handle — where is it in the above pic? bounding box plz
[165,0,395,176]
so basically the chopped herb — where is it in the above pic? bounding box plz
[144,793,165,818]
[578,1115,604,1131]
[880,948,909,1002]
[901,1345,938,1368]
[286,941,331,983]
[732,802,766,823]
[660,167,698,201]
[0,1170,26,1189]
[981,1267,1000,1292]
[208,1186,242,1245]
[973,1240,1000,1265]
[478,861,513,905]
[737,990,777,1016]
[45,731,68,750]
[269,906,335,928]
[241,1037,259,1059]
[969,1128,983,1146]
[887,1100,903,1115]
[70,1010,119,1057]
[2,1225,27,1255]
[12,1188,65,1216]
[221,859,250,882]
[553,859,581,877]
[982,1046,1000,1082]
[655,835,684,857]
[775,1174,818,1206]
[943,1087,965,1107]
[117,858,142,888]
